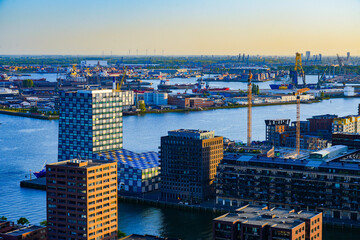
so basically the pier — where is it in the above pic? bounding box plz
[20,177,46,190]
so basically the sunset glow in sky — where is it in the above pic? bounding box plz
[0,0,359,55]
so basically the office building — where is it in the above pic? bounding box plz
[213,205,322,240]
[80,60,108,67]
[167,95,190,108]
[216,152,360,224]
[0,220,46,240]
[96,149,160,193]
[160,129,223,202]
[58,89,133,161]
[143,92,168,106]
[46,159,118,240]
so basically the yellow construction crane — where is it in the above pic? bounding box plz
[294,52,306,87]
[247,70,253,146]
[70,64,77,77]
[116,67,128,91]
[294,88,310,156]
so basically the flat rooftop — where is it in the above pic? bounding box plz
[3,225,45,236]
[223,151,360,171]
[168,129,216,140]
[215,205,320,230]
[169,129,213,134]
[47,159,114,168]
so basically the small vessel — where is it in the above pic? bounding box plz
[33,160,47,178]
[192,80,230,93]
[0,74,11,82]
[269,84,294,90]
[158,80,195,90]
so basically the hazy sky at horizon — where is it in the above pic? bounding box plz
[0,0,359,56]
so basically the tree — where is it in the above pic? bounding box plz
[139,100,146,112]
[22,79,34,88]
[0,216,7,220]
[17,217,30,225]
[118,230,126,238]
[40,220,47,226]
[29,106,38,113]
[251,84,260,95]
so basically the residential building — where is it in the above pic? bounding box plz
[265,119,290,146]
[96,149,160,193]
[332,115,360,134]
[213,205,322,240]
[265,118,331,151]
[332,133,360,149]
[216,152,360,224]
[58,89,133,161]
[0,220,46,240]
[307,114,337,133]
[160,129,223,202]
[46,159,118,240]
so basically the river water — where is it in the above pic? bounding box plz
[14,73,325,91]
[0,85,359,239]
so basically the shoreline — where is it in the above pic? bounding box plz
[18,178,360,230]
[124,100,320,116]
[0,110,58,120]
[2,96,360,120]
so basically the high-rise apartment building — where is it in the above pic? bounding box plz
[46,159,118,240]
[58,89,133,161]
[160,129,223,202]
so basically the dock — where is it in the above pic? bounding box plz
[20,177,46,190]
[0,110,59,120]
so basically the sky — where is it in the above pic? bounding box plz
[0,0,359,56]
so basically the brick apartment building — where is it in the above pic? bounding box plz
[46,159,118,240]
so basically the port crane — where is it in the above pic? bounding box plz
[292,52,306,88]
[115,66,128,91]
[295,87,310,156]
[247,70,253,146]
[336,54,347,76]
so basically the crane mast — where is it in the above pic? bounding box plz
[247,71,253,146]
[295,88,310,156]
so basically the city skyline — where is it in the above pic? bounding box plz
[0,0,359,55]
